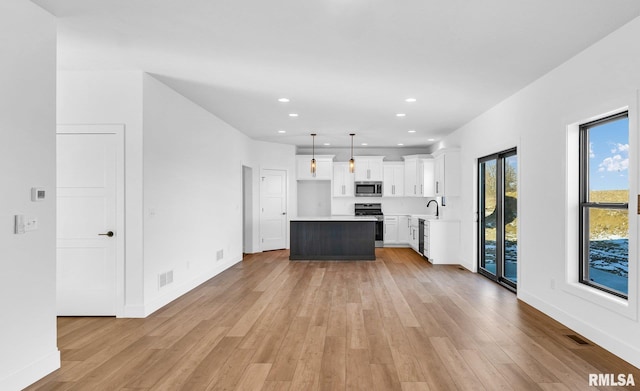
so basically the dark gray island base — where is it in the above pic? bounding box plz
[289,217,376,260]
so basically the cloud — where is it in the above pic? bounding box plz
[598,154,628,172]
[589,142,595,158]
[610,143,629,154]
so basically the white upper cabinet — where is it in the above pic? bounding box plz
[333,162,355,197]
[421,158,435,197]
[432,149,460,196]
[383,162,404,197]
[404,157,418,196]
[354,156,384,181]
[296,155,334,180]
[403,155,433,197]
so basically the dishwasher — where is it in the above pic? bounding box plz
[418,218,425,255]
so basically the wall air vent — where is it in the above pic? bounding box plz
[158,270,174,289]
[566,334,590,345]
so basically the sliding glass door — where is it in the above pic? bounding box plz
[478,149,517,290]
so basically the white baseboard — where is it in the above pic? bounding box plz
[0,349,60,391]
[121,304,146,318]
[518,290,640,369]
[142,255,243,317]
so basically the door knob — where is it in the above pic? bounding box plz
[99,231,114,237]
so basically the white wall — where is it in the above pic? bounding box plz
[441,16,640,368]
[141,74,252,314]
[243,166,253,253]
[57,70,145,316]
[298,181,332,216]
[58,71,297,315]
[331,196,436,216]
[0,1,60,389]
[297,146,429,162]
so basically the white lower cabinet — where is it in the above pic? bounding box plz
[383,216,399,244]
[398,215,410,244]
[423,219,460,264]
[409,217,420,251]
[385,214,460,263]
[384,215,411,246]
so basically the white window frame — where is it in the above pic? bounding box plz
[564,105,638,320]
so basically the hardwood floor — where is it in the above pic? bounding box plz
[27,248,639,390]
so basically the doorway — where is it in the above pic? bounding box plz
[56,124,125,315]
[242,165,253,254]
[478,148,518,291]
[260,169,288,251]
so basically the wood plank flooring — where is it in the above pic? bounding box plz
[26,248,639,390]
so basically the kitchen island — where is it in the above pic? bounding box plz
[289,216,377,260]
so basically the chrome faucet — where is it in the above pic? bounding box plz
[426,199,439,218]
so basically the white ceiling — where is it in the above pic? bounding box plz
[33,0,640,148]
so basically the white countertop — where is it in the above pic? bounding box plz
[409,214,439,220]
[384,213,458,222]
[291,216,378,222]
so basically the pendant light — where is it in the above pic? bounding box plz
[310,133,317,177]
[349,133,356,173]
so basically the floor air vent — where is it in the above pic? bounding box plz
[566,334,590,345]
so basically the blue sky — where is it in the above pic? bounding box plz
[589,117,629,191]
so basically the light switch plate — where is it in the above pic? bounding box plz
[15,215,25,234]
[15,215,37,233]
[24,217,38,232]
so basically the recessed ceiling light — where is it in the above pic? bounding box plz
[277,130,286,134]
[408,130,416,133]
[428,138,436,141]
[323,143,330,146]
[278,98,290,103]
[405,98,417,103]
[396,113,406,117]
[397,143,404,146]
[361,143,368,146]
[288,113,298,117]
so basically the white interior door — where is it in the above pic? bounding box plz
[57,126,122,315]
[260,169,287,251]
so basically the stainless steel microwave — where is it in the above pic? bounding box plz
[355,181,383,197]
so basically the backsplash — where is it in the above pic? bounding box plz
[331,196,437,216]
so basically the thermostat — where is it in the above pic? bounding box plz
[31,187,46,202]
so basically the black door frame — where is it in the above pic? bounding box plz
[478,148,517,292]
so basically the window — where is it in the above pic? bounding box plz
[579,112,629,298]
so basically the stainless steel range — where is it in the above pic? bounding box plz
[354,203,384,247]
